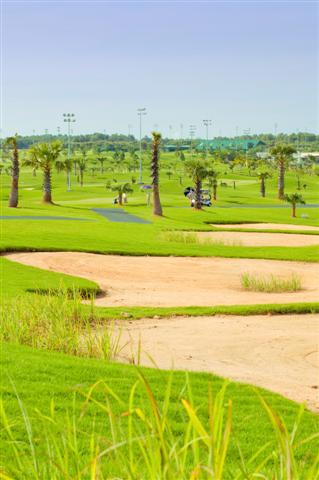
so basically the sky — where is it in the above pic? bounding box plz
[1,0,318,138]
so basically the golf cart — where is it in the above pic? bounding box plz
[183,187,212,207]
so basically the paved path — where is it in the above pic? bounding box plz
[92,208,151,224]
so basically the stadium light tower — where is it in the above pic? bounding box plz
[63,113,76,191]
[203,119,212,159]
[137,108,147,184]
[189,125,196,159]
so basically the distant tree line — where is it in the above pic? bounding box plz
[12,131,319,152]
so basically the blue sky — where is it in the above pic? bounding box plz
[1,0,318,138]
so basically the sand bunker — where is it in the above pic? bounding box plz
[194,231,319,247]
[114,314,319,410]
[6,252,319,307]
[211,223,319,231]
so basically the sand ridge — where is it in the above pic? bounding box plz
[194,231,319,247]
[211,223,319,231]
[6,251,319,307]
[114,314,319,410]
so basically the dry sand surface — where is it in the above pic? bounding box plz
[211,223,319,231]
[6,251,319,307]
[114,314,319,410]
[194,231,319,247]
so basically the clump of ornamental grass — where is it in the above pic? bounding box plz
[241,272,302,293]
[0,287,122,360]
[1,377,318,479]
[162,231,242,247]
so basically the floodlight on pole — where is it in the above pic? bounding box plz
[189,125,196,159]
[63,113,76,191]
[180,123,184,141]
[137,108,147,184]
[203,119,212,159]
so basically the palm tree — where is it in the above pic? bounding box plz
[151,132,163,216]
[77,157,86,186]
[5,135,19,207]
[97,154,106,174]
[26,141,62,204]
[111,182,133,206]
[270,145,296,199]
[184,159,208,210]
[257,171,271,198]
[206,168,219,200]
[284,193,305,218]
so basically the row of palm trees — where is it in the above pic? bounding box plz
[4,134,306,217]
[4,133,164,213]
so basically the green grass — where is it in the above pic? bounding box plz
[241,272,302,293]
[1,160,319,263]
[1,256,100,299]
[1,343,318,478]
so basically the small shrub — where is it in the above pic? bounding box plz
[241,272,302,293]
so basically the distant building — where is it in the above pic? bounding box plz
[197,138,266,151]
[163,144,190,152]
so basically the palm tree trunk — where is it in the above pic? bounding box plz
[292,203,296,217]
[9,147,19,208]
[297,176,301,190]
[43,168,53,203]
[80,170,83,186]
[118,192,123,205]
[194,179,202,210]
[260,178,265,197]
[151,136,163,216]
[153,185,163,216]
[213,184,217,201]
[278,161,285,199]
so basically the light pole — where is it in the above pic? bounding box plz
[203,119,212,159]
[137,108,146,184]
[63,113,76,191]
[180,123,184,141]
[57,126,61,138]
[189,125,196,159]
[243,128,251,166]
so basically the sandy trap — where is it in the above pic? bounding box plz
[6,252,319,307]
[114,314,319,410]
[211,223,319,231]
[194,231,319,247]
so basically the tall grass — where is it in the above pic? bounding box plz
[162,231,242,247]
[0,288,122,360]
[241,272,302,293]
[1,377,318,479]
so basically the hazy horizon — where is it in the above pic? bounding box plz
[1,1,318,138]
